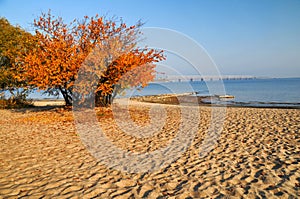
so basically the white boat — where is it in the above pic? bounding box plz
[218,95,235,99]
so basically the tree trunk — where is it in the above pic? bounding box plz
[59,87,72,106]
[95,91,113,107]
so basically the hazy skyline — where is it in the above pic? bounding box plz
[1,0,300,77]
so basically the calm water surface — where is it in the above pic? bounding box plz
[127,78,300,106]
[28,78,300,107]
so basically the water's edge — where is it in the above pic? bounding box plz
[130,94,300,109]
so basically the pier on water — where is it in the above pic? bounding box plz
[154,75,256,82]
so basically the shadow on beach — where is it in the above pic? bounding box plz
[9,99,68,113]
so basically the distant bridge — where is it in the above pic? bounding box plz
[154,75,256,82]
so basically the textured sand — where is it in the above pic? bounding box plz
[0,101,299,198]
[32,100,65,107]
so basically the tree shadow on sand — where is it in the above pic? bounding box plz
[10,104,70,113]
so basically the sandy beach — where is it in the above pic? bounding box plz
[0,100,299,198]
[32,100,66,107]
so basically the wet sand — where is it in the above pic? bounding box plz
[0,100,299,198]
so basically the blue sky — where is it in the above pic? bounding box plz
[1,0,300,77]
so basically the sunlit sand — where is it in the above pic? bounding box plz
[0,100,299,198]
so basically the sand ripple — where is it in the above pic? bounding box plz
[0,104,299,198]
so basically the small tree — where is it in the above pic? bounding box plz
[20,11,165,106]
[0,18,35,103]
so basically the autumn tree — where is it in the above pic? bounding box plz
[79,49,161,107]
[0,17,35,102]
[20,11,165,106]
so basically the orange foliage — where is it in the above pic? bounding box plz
[19,11,165,106]
[96,49,163,95]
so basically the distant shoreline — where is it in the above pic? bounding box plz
[152,76,300,83]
